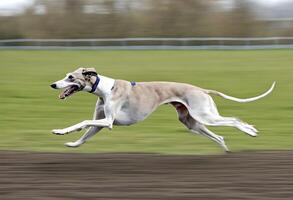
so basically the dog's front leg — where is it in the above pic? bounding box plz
[52,100,115,135]
[52,118,112,135]
[65,126,102,147]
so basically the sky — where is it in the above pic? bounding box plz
[0,0,33,9]
[0,0,33,15]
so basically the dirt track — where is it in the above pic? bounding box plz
[0,151,293,200]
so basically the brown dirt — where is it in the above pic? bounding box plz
[0,151,293,200]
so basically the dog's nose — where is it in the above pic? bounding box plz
[50,83,57,89]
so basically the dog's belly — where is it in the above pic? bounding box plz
[113,113,136,125]
[113,103,154,126]
[113,110,145,125]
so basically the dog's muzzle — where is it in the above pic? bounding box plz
[50,84,57,89]
[50,82,83,100]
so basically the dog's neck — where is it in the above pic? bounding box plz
[90,75,115,97]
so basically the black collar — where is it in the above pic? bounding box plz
[89,76,100,93]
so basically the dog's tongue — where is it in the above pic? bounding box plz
[59,86,78,99]
[59,92,67,99]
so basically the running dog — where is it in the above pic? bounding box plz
[50,67,275,152]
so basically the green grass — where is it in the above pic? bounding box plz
[0,50,292,154]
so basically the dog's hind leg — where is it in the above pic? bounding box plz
[187,93,258,137]
[172,102,229,152]
[197,113,258,137]
[191,123,229,152]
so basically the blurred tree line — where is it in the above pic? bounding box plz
[0,0,292,39]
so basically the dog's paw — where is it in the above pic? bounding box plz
[52,129,66,135]
[108,124,113,130]
[65,141,82,148]
[245,124,258,136]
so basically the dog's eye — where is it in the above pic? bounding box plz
[68,75,74,80]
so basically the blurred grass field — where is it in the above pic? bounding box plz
[0,50,292,154]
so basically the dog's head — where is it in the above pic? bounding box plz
[50,67,97,99]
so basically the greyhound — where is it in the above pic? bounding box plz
[50,67,275,152]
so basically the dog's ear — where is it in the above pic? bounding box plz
[82,68,97,77]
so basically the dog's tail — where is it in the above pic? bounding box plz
[205,81,275,103]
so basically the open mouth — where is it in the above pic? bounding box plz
[59,85,79,99]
